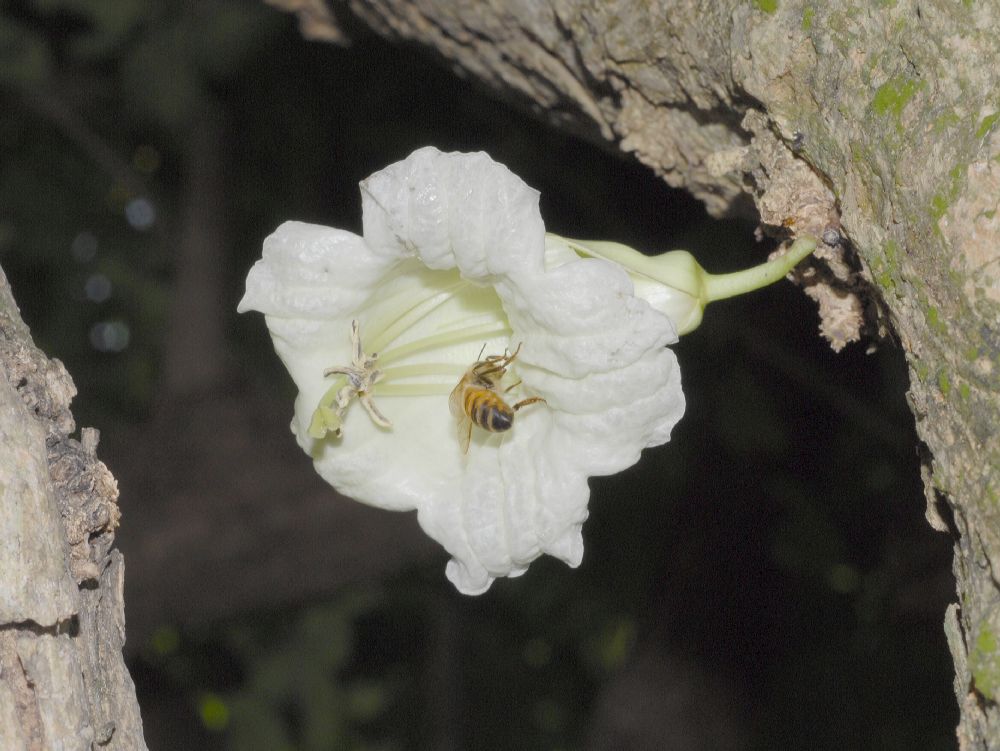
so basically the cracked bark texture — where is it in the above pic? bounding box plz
[273,0,1000,745]
[0,268,147,751]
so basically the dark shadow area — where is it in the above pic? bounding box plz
[0,4,956,750]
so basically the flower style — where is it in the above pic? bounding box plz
[239,147,815,594]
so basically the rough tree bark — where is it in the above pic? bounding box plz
[272,0,1000,745]
[0,270,147,750]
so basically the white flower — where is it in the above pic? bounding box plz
[238,147,685,594]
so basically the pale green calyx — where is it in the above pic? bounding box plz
[549,234,818,335]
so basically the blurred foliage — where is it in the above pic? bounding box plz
[1,2,958,750]
[0,0,277,419]
[135,574,647,750]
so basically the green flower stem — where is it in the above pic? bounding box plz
[701,236,818,302]
[555,233,818,335]
[558,234,817,301]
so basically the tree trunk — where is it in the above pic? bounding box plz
[273,0,1000,744]
[0,269,147,749]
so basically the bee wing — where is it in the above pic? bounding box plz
[457,414,473,454]
[448,381,465,419]
[449,380,474,454]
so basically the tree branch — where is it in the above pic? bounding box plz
[0,267,148,750]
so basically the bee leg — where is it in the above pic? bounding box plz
[473,362,507,381]
[485,342,523,370]
[500,342,523,367]
[512,396,545,411]
[503,379,522,393]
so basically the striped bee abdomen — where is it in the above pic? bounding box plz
[465,389,514,433]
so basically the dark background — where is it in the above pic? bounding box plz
[1,3,957,749]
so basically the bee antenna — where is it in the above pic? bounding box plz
[477,342,487,360]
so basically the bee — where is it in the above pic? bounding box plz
[449,343,545,454]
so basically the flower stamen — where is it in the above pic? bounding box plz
[377,321,512,366]
[379,362,466,381]
[367,276,468,353]
[309,319,391,438]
